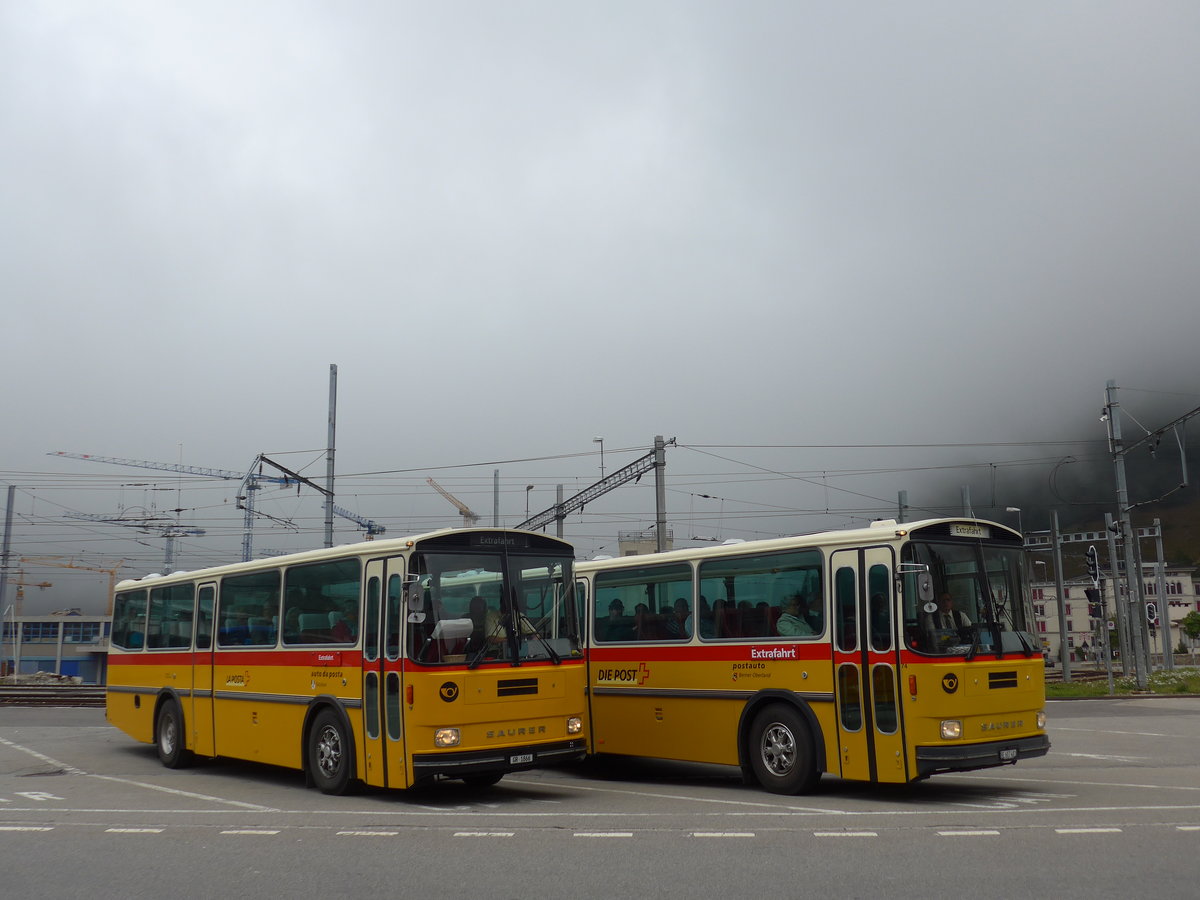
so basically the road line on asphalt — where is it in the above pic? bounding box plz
[0,736,87,776]
[938,830,1000,836]
[221,829,281,835]
[0,825,54,831]
[86,773,280,811]
[693,832,755,838]
[574,832,634,838]
[105,827,163,833]
[813,831,877,837]
[1055,827,1122,834]
[454,831,515,837]
[336,830,399,836]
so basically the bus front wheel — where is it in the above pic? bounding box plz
[308,709,353,795]
[748,704,819,795]
[156,700,194,769]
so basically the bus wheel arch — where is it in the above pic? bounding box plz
[738,692,824,795]
[303,700,357,795]
[154,691,194,769]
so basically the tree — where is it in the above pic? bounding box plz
[1180,611,1200,642]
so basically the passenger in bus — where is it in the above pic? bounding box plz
[776,593,815,636]
[330,611,353,643]
[664,597,692,638]
[600,598,635,641]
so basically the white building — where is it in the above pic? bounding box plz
[1032,565,1199,664]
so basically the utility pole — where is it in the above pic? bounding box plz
[325,364,337,549]
[1105,380,1149,689]
[897,490,908,524]
[1050,510,1072,682]
[1104,512,1130,676]
[654,435,668,552]
[0,485,14,614]
[1153,518,1173,671]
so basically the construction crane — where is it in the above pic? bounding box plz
[7,570,52,617]
[18,557,126,615]
[50,451,384,559]
[64,512,204,576]
[426,477,480,527]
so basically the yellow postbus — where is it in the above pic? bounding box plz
[576,518,1049,794]
[107,528,586,793]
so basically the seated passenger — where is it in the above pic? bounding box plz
[599,598,635,641]
[776,593,815,636]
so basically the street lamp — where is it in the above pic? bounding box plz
[1005,506,1023,535]
[593,436,605,480]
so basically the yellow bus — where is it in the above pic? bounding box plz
[107,528,586,793]
[576,518,1049,794]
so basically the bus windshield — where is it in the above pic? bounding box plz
[902,539,1037,658]
[407,550,580,665]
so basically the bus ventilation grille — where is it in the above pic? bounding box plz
[497,677,539,697]
[988,672,1019,689]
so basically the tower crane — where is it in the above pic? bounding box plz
[50,451,384,560]
[18,557,126,615]
[7,570,52,617]
[63,512,204,576]
[426,478,480,527]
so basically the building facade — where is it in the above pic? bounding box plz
[1,612,110,683]
[1032,565,1199,664]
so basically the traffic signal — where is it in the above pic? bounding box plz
[1085,587,1103,619]
[1085,545,1099,584]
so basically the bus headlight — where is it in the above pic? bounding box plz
[1036,710,1046,729]
[567,716,583,735]
[434,728,461,747]
[940,719,963,740]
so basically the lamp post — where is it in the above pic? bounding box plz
[525,485,534,520]
[1005,506,1023,535]
[593,437,605,480]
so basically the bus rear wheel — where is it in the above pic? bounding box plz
[308,709,354,795]
[156,700,194,769]
[748,704,819,795]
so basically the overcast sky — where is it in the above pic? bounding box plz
[4,2,1200,613]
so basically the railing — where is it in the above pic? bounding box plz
[0,685,105,707]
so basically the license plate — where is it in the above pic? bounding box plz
[509,753,533,765]
[999,747,1018,762]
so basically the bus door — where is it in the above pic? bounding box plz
[361,558,409,788]
[830,546,907,783]
[191,583,217,757]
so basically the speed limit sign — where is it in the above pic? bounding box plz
[1145,602,1157,623]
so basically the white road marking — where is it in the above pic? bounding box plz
[574,832,634,837]
[105,827,163,833]
[938,830,1000,836]
[1055,828,1122,834]
[813,831,877,837]
[0,825,54,831]
[0,736,86,775]
[454,831,515,837]
[693,832,755,838]
[221,829,281,835]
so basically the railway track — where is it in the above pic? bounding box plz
[0,685,106,707]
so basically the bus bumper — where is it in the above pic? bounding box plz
[411,739,587,780]
[916,734,1050,777]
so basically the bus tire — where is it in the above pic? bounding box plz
[748,703,819,795]
[308,708,354,795]
[155,699,193,769]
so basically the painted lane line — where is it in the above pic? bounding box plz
[454,832,514,837]
[337,831,399,836]
[938,830,1000,836]
[105,828,164,833]
[1055,827,1122,834]
[574,832,634,838]
[1177,826,1200,831]
[691,835,753,844]
[221,829,281,835]
[0,736,87,776]
[0,826,54,832]
[86,774,280,811]
[813,831,877,837]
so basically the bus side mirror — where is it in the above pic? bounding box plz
[404,576,425,613]
[896,562,935,605]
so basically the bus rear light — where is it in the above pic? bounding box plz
[567,716,582,735]
[940,720,962,740]
[908,675,917,697]
[434,728,461,747]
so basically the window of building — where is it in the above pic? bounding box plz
[22,621,60,642]
[63,622,101,643]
